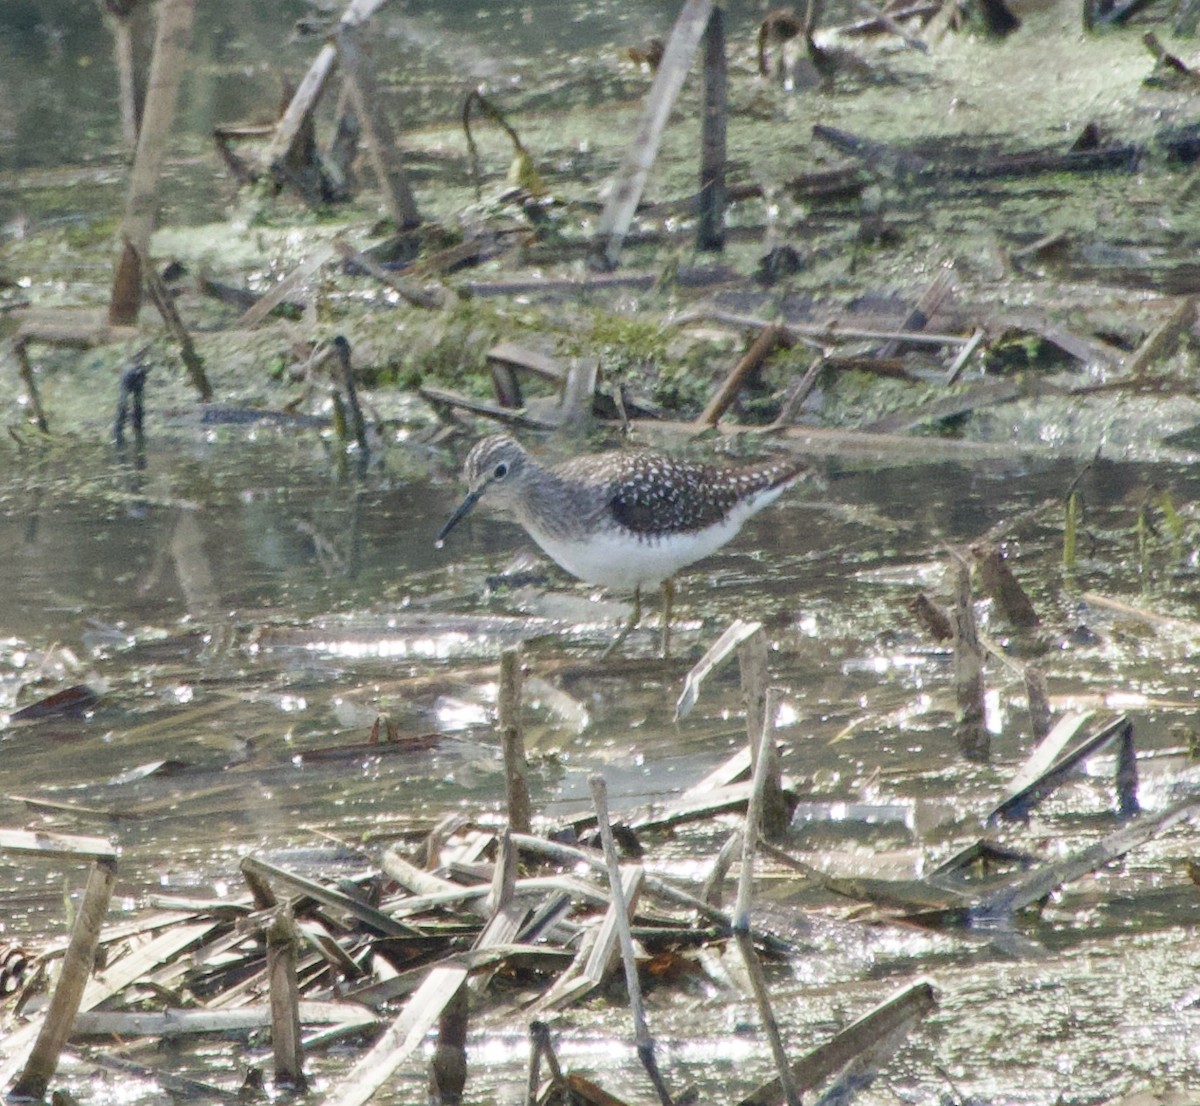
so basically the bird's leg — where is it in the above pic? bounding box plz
[660,577,675,660]
[603,585,642,658]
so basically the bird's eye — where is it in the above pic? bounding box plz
[494,462,509,479]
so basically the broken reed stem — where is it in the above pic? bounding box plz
[500,646,532,835]
[950,553,989,762]
[696,5,726,252]
[702,829,743,908]
[1063,489,1081,568]
[335,19,420,229]
[733,688,801,1106]
[971,543,1039,627]
[429,980,469,1106]
[697,324,791,428]
[12,340,49,433]
[241,857,278,909]
[1024,664,1052,742]
[738,628,789,839]
[137,239,213,401]
[588,775,675,1106]
[487,826,517,916]
[10,858,118,1100]
[526,1020,564,1105]
[331,335,370,460]
[593,0,715,268]
[108,0,196,325]
[265,906,307,1091]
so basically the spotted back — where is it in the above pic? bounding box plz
[605,452,805,535]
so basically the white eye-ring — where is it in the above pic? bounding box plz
[494,462,509,479]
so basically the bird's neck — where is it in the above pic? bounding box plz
[515,463,600,540]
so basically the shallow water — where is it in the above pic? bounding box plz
[6,0,1200,1100]
[3,422,1200,1102]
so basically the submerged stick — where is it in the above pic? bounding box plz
[589,775,674,1106]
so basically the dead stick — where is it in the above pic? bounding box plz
[950,552,989,762]
[266,906,307,1091]
[589,775,674,1106]
[487,826,517,916]
[335,19,420,228]
[11,858,117,1099]
[732,688,800,1106]
[1024,664,1052,742]
[676,308,971,348]
[772,353,825,427]
[1124,295,1197,376]
[333,236,446,310]
[594,0,714,269]
[429,980,468,1105]
[944,326,986,384]
[11,340,49,433]
[696,6,727,252]
[500,647,532,835]
[331,335,370,461]
[107,0,195,325]
[697,325,791,428]
[137,241,213,400]
[876,267,954,358]
[738,626,788,839]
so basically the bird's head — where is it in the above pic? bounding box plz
[435,435,529,546]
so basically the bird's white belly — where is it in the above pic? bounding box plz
[528,515,748,591]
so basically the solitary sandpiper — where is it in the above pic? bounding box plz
[436,434,806,656]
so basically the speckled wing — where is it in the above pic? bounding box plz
[607,454,803,536]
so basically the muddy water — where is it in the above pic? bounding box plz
[3,426,1200,1102]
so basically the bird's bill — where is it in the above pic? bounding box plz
[435,486,485,547]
